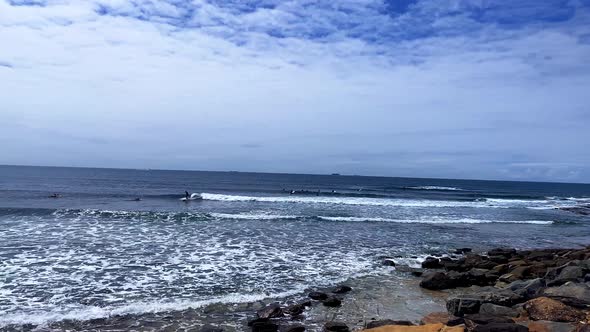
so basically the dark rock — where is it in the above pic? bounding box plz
[464,313,515,325]
[542,283,590,308]
[455,248,473,254]
[248,318,270,327]
[280,324,305,332]
[446,295,483,316]
[322,297,342,307]
[488,248,517,258]
[308,291,328,301]
[420,272,455,290]
[447,317,465,326]
[382,259,396,267]
[548,266,585,286]
[527,251,555,262]
[283,303,305,317]
[323,322,349,332]
[422,257,443,269]
[507,278,546,300]
[489,256,509,264]
[472,323,528,332]
[200,325,223,332]
[524,297,585,322]
[332,285,352,294]
[500,266,531,283]
[479,303,519,317]
[411,270,424,277]
[366,320,413,329]
[257,303,283,319]
[252,321,279,332]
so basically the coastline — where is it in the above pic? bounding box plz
[8,245,589,332]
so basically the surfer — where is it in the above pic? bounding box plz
[49,193,60,198]
[185,191,190,200]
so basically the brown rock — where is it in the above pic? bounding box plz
[528,320,576,332]
[524,297,585,322]
[421,312,452,325]
[363,323,464,331]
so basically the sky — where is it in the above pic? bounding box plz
[1,0,590,183]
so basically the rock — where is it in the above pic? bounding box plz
[455,248,472,254]
[411,270,424,277]
[383,259,396,267]
[523,297,585,322]
[248,318,270,327]
[283,303,305,316]
[257,303,284,319]
[472,323,528,332]
[488,248,517,258]
[422,257,443,269]
[309,291,328,301]
[332,285,352,294]
[463,313,515,324]
[548,266,585,286]
[527,321,576,332]
[507,278,546,300]
[446,295,483,316]
[488,256,509,264]
[366,320,413,329]
[200,325,223,332]
[527,251,555,262]
[280,325,305,332]
[542,283,590,308]
[252,321,279,332]
[479,303,519,317]
[420,272,455,290]
[500,266,531,283]
[324,321,349,332]
[363,323,464,331]
[420,312,452,325]
[322,297,342,307]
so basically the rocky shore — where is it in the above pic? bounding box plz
[238,246,590,332]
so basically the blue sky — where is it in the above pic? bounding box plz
[1,0,590,182]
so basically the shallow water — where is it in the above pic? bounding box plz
[1,166,589,329]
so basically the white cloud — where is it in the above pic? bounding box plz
[1,0,589,182]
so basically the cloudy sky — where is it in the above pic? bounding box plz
[1,0,589,182]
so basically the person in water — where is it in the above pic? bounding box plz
[185,191,190,199]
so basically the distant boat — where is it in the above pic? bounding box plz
[331,173,341,176]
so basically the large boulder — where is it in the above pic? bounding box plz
[420,272,456,290]
[523,297,585,322]
[280,325,305,332]
[422,257,443,269]
[542,283,590,308]
[446,294,484,316]
[507,278,546,300]
[526,321,576,332]
[463,314,515,324]
[547,266,585,286]
[257,303,283,319]
[479,303,519,317]
[488,248,517,258]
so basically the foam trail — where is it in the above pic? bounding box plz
[317,216,553,225]
[201,193,550,209]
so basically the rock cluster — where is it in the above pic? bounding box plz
[243,285,353,332]
[407,246,590,332]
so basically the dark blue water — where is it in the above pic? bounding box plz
[1,165,589,328]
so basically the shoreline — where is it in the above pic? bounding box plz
[4,245,590,331]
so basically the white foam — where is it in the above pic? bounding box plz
[210,212,299,220]
[0,291,302,328]
[200,193,534,209]
[317,216,553,225]
[406,186,464,191]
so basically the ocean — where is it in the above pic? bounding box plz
[1,165,589,330]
